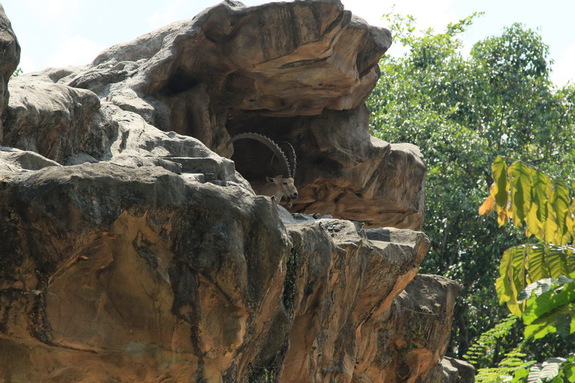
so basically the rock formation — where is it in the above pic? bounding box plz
[0,1,473,382]
[0,4,20,143]
[4,0,424,230]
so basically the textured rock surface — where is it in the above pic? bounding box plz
[0,4,20,143]
[0,161,285,382]
[0,1,471,382]
[425,357,476,383]
[277,226,434,382]
[0,159,449,382]
[3,0,425,230]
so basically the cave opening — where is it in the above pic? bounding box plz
[225,110,304,187]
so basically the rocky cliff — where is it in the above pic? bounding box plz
[0,1,473,382]
[0,4,20,143]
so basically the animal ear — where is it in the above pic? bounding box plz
[266,176,275,183]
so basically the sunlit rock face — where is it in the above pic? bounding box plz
[0,1,473,382]
[4,0,424,230]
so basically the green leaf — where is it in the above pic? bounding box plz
[526,245,547,283]
[544,200,560,246]
[527,358,566,383]
[509,161,533,224]
[523,277,574,323]
[497,246,529,316]
[565,357,575,382]
[556,313,571,338]
[526,204,544,240]
[531,171,551,224]
[524,319,556,340]
[492,155,509,209]
[545,248,571,279]
[464,314,518,367]
[550,180,571,245]
[519,278,555,303]
[521,277,575,339]
[512,366,531,382]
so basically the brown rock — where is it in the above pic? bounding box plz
[0,162,287,382]
[277,224,431,383]
[3,0,425,229]
[4,79,102,163]
[353,274,462,382]
[0,1,468,382]
[0,158,450,382]
[0,4,20,143]
[425,357,476,383]
[284,106,426,229]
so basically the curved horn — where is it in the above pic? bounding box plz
[228,133,291,178]
[279,141,297,177]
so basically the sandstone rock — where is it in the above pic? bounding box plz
[425,357,476,383]
[284,106,425,228]
[0,147,61,171]
[277,224,432,383]
[0,155,448,382]
[4,78,102,163]
[0,160,285,382]
[2,0,425,229]
[0,4,20,143]
[4,75,251,190]
[0,1,469,382]
[367,274,461,382]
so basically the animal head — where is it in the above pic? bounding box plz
[228,133,299,204]
[266,175,298,200]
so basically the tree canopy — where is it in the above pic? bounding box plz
[367,12,575,366]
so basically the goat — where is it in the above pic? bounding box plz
[260,174,298,203]
[228,133,298,205]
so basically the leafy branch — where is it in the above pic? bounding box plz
[480,157,575,381]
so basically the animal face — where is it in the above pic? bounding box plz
[263,175,299,201]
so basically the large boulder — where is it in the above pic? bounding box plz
[426,357,476,383]
[0,4,20,143]
[0,160,286,382]
[0,1,470,382]
[0,154,441,382]
[3,0,424,230]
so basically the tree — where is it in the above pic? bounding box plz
[477,157,575,382]
[368,13,575,358]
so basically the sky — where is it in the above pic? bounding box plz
[2,0,574,86]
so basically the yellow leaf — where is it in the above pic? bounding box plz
[497,208,509,227]
[479,193,496,215]
[525,204,543,239]
[492,156,508,207]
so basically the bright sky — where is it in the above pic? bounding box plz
[3,0,574,86]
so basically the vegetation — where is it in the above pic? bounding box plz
[367,11,575,377]
[477,158,575,381]
[10,67,22,78]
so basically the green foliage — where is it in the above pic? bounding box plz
[368,11,575,358]
[465,314,519,367]
[10,67,22,78]
[480,159,575,381]
[247,364,277,383]
[474,347,534,383]
[282,243,300,315]
[511,355,575,383]
[370,11,575,377]
[481,157,575,244]
[480,158,575,335]
[467,317,575,383]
